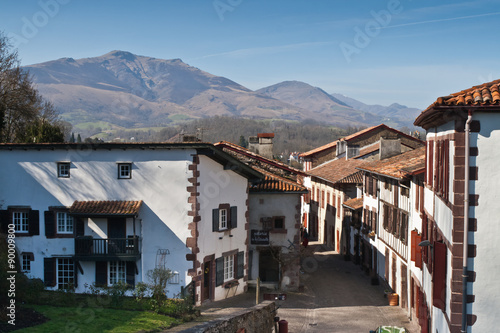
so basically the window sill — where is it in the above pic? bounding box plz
[223,280,239,289]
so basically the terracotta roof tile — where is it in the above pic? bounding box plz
[357,147,425,180]
[308,158,366,184]
[70,200,142,216]
[250,167,308,193]
[343,197,364,210]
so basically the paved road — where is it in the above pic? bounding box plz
[167,247,420,332]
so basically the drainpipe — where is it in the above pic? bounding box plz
[461,110,473,333]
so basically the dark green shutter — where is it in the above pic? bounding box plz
[29,210,39,235]
[212,209,219,232]
[0,210,8,233]
[44,211,55,238]
[44,258,56,287]
[95,261,107,286]
[230,206,237,229]
[126,262,135,287]
[75,218,84,237]
[215,257,224,286]
[236,251,244,279]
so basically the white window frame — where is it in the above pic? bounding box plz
[223,255,234,281]
[57,212,74,234]
[109,261,126,285]
[57,258,74,289]
[57,162,70,178]
[22,254,31,273]
[168,271,180,284]
[219,208,227,230]
[13,211,29,233]
[118,163,132,179]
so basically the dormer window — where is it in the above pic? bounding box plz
[118,163,132,179]
[57,162,70,178]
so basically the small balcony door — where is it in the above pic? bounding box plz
[108,218,126,254]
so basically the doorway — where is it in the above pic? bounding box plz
[202,260,212,302]
[259,249,280,283]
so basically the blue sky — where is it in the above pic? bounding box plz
[1,0,500,109]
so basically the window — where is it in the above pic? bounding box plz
[109,261,126,285]
[219,208,227,230]
[118,163,132,179]
[57,162,70,178]
[57,258,74,289]
[13,211,29,233]
[168,271,180,284]
[57,212,73,234]
[22,253,33,273]
[223,255,234,281]
[273,216,284,229]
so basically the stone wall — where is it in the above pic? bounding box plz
[179,301,276,333]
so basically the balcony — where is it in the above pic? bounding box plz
[74,236,140,261]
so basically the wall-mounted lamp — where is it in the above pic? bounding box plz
[418,240,432,248]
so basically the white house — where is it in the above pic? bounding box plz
[0,142,262,306]
[414,78,500,333]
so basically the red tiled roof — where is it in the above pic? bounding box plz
[70,200,142,216]
[415,79,500,128]
[357,147,425,180]
[257,133,275,138]
[250,168,308,193]
[308,158,367,184]
[343,197,363,210]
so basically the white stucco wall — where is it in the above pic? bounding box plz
[0,147,200,297]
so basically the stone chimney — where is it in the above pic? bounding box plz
[248,133,274,159]
[379,137,401,160]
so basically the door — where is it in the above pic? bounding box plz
[203,260,212,302]
[108,217,126,254]
[259,249,279,282]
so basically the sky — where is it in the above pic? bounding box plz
[1,0,500,109]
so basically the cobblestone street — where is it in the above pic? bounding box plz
[168,246,420,332]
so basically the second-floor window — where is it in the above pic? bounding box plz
[57,162,70,178]
[118,163,132,179]
[13,211,29,233]
[57,212,73,234]
[219,208,227,230]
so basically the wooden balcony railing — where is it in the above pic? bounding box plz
[75,236,140,261]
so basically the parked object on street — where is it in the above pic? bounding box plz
[371,326,407,333]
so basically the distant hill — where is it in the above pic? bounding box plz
[24,51,420,131]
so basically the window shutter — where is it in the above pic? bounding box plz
[236,251,244,279]
[126,262,135,287]
[415,234,422,269]
[29,210,40,236]
[215,257,224,286]
[95,261,108,286]
[0,210,8,233]
[411,231,417,261]
[75,218,84,236]
[44,258,56,287]
[44,211,55,238]
[230,206,237,229]
[212,209,219,232]
[74,262,79,288]
[432,241,447,310]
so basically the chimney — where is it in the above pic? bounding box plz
[248,133,274,159]
[379,137,401,160]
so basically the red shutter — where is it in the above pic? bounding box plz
[432,241,447,310]
[428,141,434,187]
[422,215,428,263]
[411,230,417,261]
[415,234,422,269]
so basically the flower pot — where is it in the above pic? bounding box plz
[387,293,399,306]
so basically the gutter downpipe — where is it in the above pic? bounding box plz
[461,110,473,333]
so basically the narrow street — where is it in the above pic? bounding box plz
[169,246,420,333]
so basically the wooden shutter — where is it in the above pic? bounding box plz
[411,231,417,261]
[126,262,136,287]
[230,206,237,229]
[75,218,84,237]
[95,261,107,286]
[212,209,219,232]
[44,258,56,287]
[215,257,224,286]
[422,215,428,263]
[29,210,40,236]
[45,211,55,238]
[415,234,422,269]
[428,141,433,187]
[0,210,8,233]
[236,251,244,279]
[432,241,447,310]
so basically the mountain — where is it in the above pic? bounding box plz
[256,81,384,126]
[24,51,419,130]
[330,93,421,125]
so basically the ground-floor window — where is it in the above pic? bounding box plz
[224,255,234,281]
[57,258,74,289]
[109,261,126,285]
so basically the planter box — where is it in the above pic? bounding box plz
[387,293,399,306]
